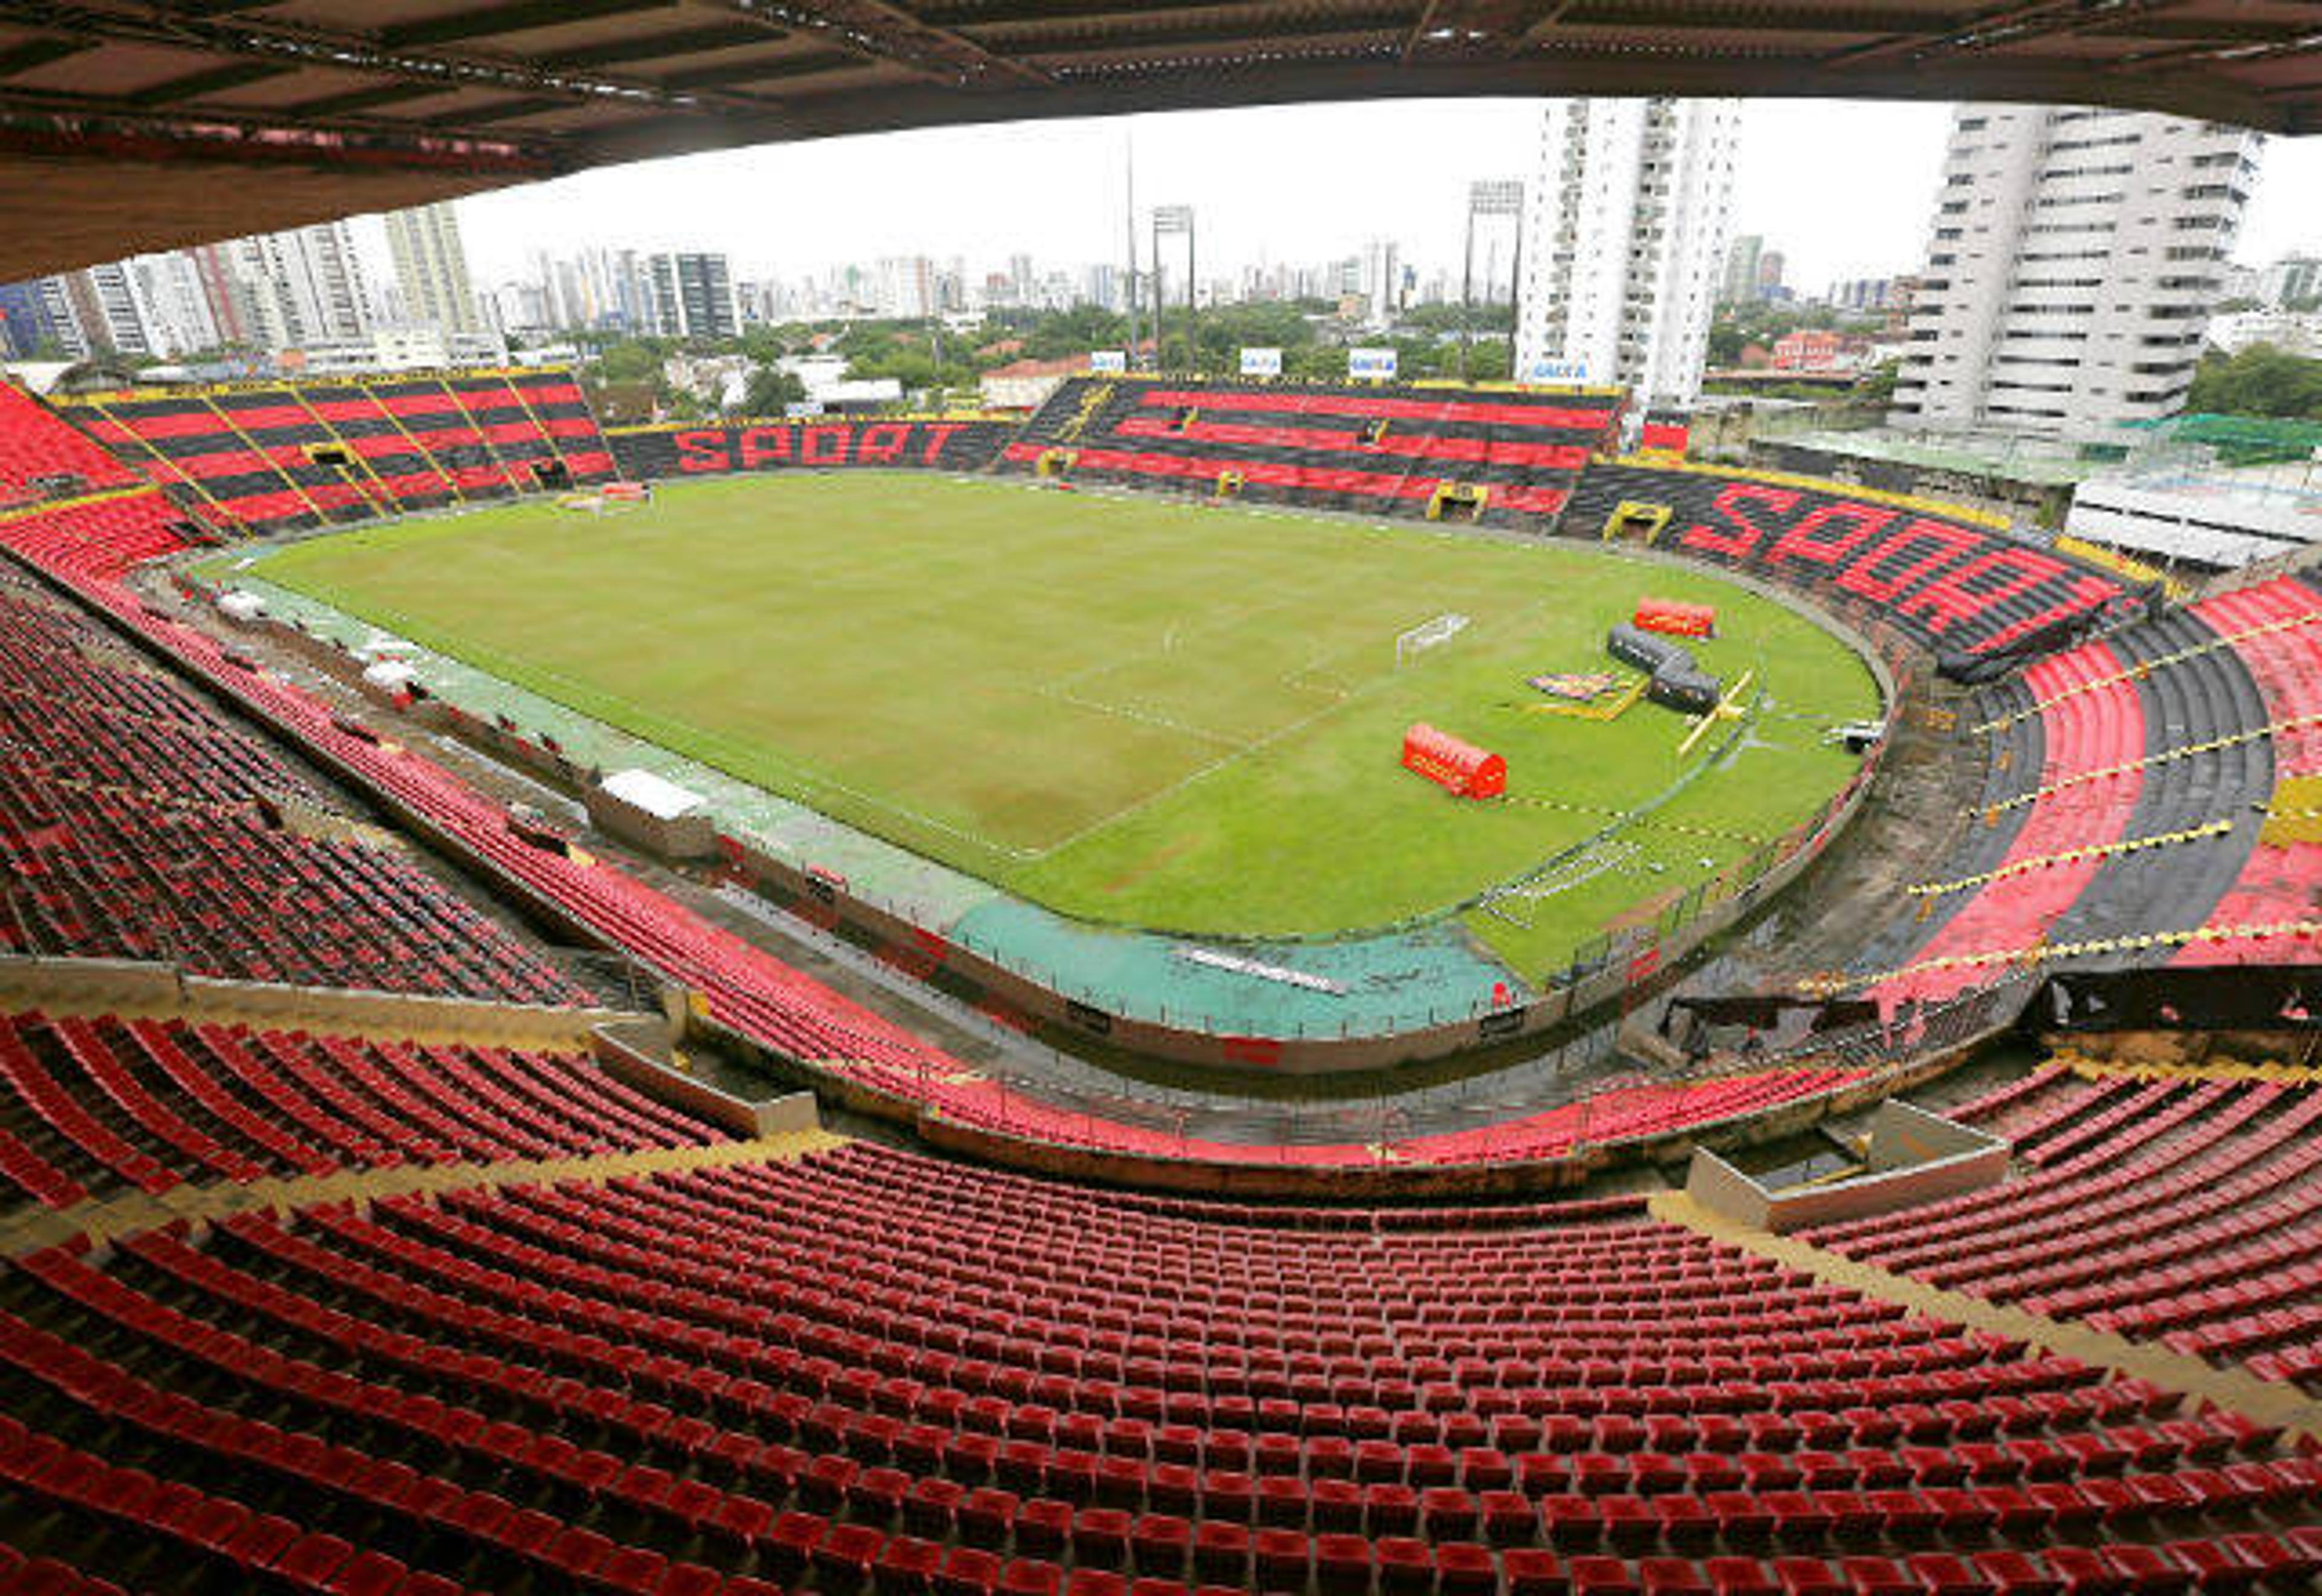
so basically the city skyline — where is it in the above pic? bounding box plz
[366,98,2320,306]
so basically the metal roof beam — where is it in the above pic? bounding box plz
[542,21,774,69]
[0,35,93,77]
[1825,0,2190,68]
[380,0,680,51]
[1404,0,1558,56]
[0,2,780,123]
[687,1,1055,86]
[1006,10,1410,61]
[127,58,291,105]
[659,47,857,89]
[2114,22,2322,74]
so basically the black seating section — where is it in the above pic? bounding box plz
[998,378,1624,527]
[1562,465,2142,675]
[607,418,1018,482]
[60,370,617,537]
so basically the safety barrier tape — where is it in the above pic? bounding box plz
[1905,819,2236,898]
[1974,610,2322,734]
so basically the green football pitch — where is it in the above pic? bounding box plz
[244,473,1878,976]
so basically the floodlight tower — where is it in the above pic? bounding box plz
[1153,204,1195,374]
[1462,180,1523,382]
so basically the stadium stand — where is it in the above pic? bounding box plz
[0,488,189,580]
[0,528,578,1003]
[5,1138,2320,1594]
[1806,1066,2322,1392]
[1850,605,2278,1012]
[1561,463,2144,675]
[999,378,1623,526]
[0,384,138,506]
[54,369,616,537]
[2171,576,2322,970]
[0,1010,719,1201]
[608,417,1018,481]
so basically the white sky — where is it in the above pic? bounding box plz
[417,98,2322,299]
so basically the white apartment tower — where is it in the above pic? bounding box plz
[1889,105,2262,437]
[235,222,371,348]
[383,203,483,336]
[1514,97,1738,404]
[647,252,740,340]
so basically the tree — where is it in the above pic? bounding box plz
[2184,343,2322,421]
[738,365,807,416]
[590,339,672,386]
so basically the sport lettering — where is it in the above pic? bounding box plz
[671,429,729,472]
[1680,482,1795,561]
[1768,501,1893,573]
[611,421,1012,481]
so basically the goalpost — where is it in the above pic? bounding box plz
[1396,612,1471,668]
[558,482,652,518]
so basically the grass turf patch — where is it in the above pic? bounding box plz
[249,473,1876,968]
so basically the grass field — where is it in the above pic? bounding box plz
[245,473,1878,974]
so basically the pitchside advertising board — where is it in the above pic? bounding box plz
[1239,347,1283,378]
[1348,347,1398,381]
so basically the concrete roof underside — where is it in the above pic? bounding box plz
[1,0,2317,283]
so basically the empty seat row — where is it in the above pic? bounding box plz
[0,1007,720,1209]
[57,369,616,537]
[1806,1075,2322,1392]
[998,378,1621,528]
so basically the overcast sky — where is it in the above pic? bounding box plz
[415,98,2321,299]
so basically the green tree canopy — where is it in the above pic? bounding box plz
[2184,343,2322,421]
[738,365,807,416]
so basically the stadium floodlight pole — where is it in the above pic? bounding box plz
[1155,206,1194,375]
[1124,135,1142,369]
[1460,207,1474,383]
[1465,180,1524,383]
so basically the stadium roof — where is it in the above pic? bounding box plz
[3,1,2318,283]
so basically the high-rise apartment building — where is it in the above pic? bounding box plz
[647,252,740,339]
[122,252,220,357]
[1889,104,2262,436]
[233,222,371,348]
[1364,239,1402,326]
[2261,255,2320,308]
[1722,235,1763,304]
[384,203,483,335]
[1514,97,1739,402]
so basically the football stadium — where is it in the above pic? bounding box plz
[0,5,2320,1595]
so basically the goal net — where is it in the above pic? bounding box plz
[558,482,651,517]
[1396,612,1471,668]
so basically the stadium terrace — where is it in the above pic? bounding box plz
[1,8,2321,1593]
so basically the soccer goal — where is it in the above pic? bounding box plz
[1396,612,1471,667]
[558,482,652,517]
